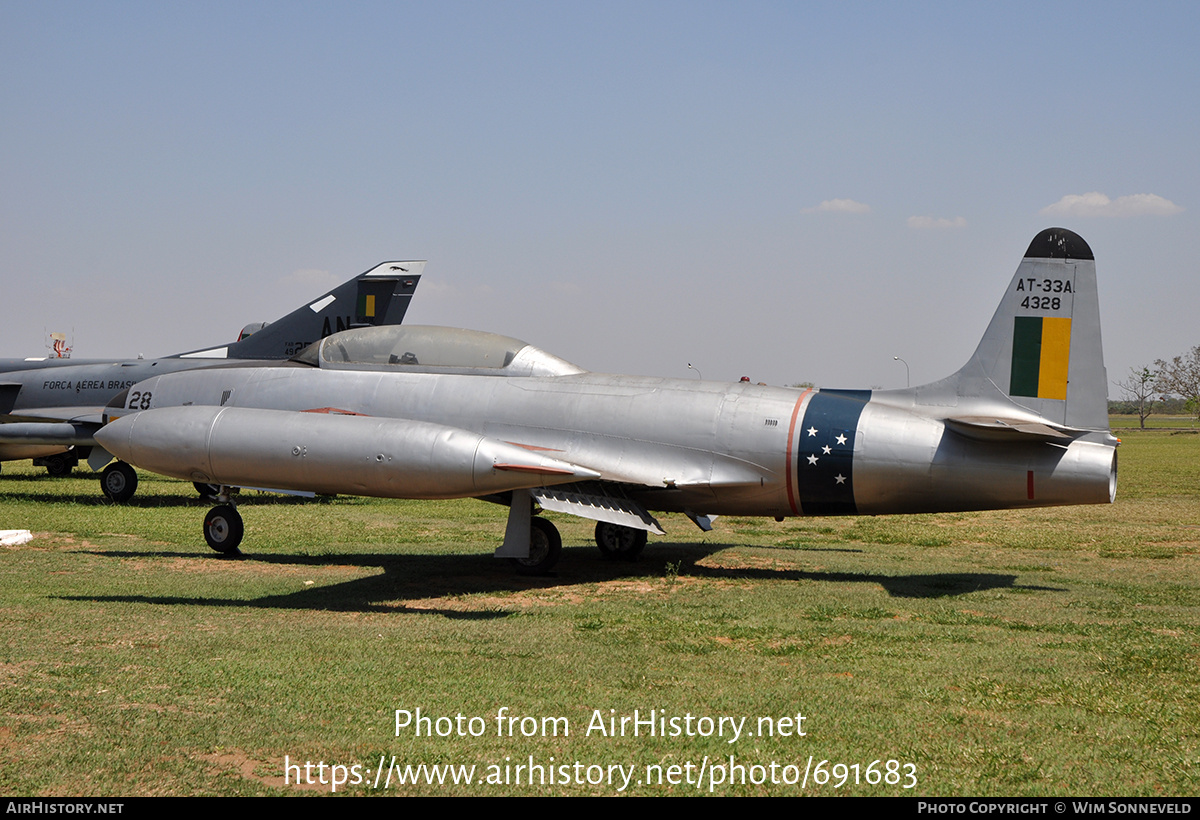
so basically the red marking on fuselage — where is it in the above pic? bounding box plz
[1027,470,1035,500]
[302,407,368,416]
[504,441,564,452]
[785,388,814,515]
[494,463,574,475]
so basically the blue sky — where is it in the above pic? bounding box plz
[3,1,1197,390]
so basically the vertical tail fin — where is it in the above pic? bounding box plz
[919,228,1108,430]
[176,261,424,361]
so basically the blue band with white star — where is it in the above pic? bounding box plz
[796,389,870,515]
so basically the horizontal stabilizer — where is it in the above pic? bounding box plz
[943,415,1079,442]
[532,488,666,535]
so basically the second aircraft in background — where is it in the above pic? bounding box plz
[1,262,423,500]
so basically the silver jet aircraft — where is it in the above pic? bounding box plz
[1,262,422,500]
[96,229,1116,573]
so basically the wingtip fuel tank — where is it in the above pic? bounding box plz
[96,405,601,499]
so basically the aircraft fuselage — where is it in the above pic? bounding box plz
[109,364,1116,519]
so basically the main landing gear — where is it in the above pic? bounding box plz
[512,519,647,572]
[499,489,563,575]
[511,516,563,576]
[593,521,647,561]
[37,453,77,477]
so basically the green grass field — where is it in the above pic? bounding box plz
[2,431,1198,796]
[1111,414,1199,430]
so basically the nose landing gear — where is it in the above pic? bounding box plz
[203,488,243,555]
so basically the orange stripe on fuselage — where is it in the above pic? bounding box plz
[785,388,814,515]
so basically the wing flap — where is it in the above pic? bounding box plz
[532,487,666,534]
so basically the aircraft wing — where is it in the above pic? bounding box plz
[1,405,109,425]
[0,376,107,443]
[530,487,667,535]
[0,397,107,451]
[469,431,775,534]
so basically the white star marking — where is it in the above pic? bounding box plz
[834,474,847,484]
[807,426,818,437]
[807,454,819,465]
[822,445,832,455]
[835,434,847,446]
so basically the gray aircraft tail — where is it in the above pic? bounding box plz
[911,228,1109,432]
[175,261,424,361]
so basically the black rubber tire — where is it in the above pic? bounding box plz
[594,521,647,561]
[44,455,72,477]
[512,516,562,575]
[100,462,138,502]
[203,505,244,554]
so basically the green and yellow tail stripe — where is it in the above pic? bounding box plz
[1011,316,1071,400]
[357,293,376,318]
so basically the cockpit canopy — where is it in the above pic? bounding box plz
[292,325,587,378]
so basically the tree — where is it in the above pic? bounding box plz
[1155,346,1200,421]
[1113,366,1159,428]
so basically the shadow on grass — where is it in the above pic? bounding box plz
[59,539,1065,615]
[0,483,327,508]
